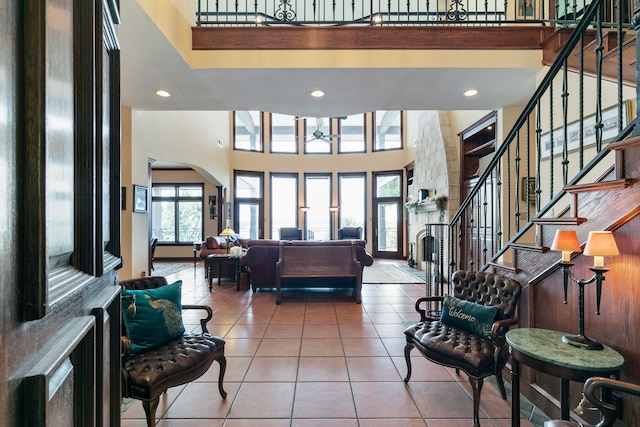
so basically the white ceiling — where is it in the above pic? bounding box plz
[119,0,541,118]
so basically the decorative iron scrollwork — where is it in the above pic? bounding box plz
[446,0,468,21]
[275,0,297,21]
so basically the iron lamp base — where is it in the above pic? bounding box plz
[562,333,604,350]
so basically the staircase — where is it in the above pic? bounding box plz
[447,1,640,421]
[448,0,638,283]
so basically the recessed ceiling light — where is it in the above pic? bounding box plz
[310,90,325,98]
[464,89,478,97]
[155,90,171,97]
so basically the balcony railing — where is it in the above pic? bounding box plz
[196,0,548,26]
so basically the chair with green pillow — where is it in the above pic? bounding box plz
[403,270,522,427]
[120,276,227,427]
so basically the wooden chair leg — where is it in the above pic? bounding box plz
[217,355,228,399]
[495,369,507,399]
[469,376,483,427]
[142,396,159,427]
[403,342,414,383]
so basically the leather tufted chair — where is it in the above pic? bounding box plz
[120,276,227,427]
[404,270,522,427]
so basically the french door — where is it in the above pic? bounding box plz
[372,171,403,258]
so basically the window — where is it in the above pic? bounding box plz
[338,114,366,153]
[234,171,264,239]
[271,173,298,238]
[270,113,297,153]
[304,117,332,154]
[373,110,402,151]
[338,173,366,232]
[304,174,331,240]
[234,111,263,151]
[151,184,204,244]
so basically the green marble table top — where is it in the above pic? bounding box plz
[506,328,624,372]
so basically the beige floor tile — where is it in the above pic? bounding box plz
[302,323,340,338]
[255,338,302,356]
[264,323,304,338]
[300,338,345,357]
[244,356,299,381]
[298,356,349,381]
[351,382,422,418]
[346,356,403,382]
[341,338,389,356]
[293,382,357,418]
[227,382,295,419]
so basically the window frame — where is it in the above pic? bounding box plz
[270,172,299,239]
[233,110,264,152]
[303,173,332,240]
[151,182,205,245]
[337,114,367,154]
[338,172,367,238]
[269,113,299,154]
[234,170,265,239]
[372,110,403,152]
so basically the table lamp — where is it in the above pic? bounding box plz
[550,230,619,350]
[219,227,236,254]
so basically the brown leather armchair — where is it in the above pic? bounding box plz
[403,270,522,427]
[120,276,227,427]
[544,377,640,427]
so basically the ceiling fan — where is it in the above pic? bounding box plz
[304,117,341,144]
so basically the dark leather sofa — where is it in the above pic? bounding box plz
[240,239,373,292]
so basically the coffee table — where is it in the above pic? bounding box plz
[206,254,241,291]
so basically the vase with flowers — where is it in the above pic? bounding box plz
[428,194,448,222]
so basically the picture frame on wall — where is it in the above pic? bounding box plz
[209,195,217,219]
[133,185,148,213]
[540,101,631,159]
[520,177,536,203]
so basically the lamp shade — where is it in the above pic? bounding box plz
[550,230,581,252]
[584,231,619,257]
[219,228,236,237]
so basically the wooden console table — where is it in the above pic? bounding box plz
[206,254,241,291]
[506,328,624,426]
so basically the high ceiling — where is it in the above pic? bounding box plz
[119,0,542,118]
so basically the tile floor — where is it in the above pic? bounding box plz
[121,261,541,427]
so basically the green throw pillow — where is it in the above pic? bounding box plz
[440,295,498,339]
[121,280,186,356]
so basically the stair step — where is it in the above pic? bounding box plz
[609,135,640,150]
[508,242,549,253]
[487,261,520,273]
[531,217,588,225]
[564,179,633,193]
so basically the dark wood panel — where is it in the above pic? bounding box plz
[21,317,95,427]
[192,26,553,50]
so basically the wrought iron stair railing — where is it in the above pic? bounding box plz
[447,0,637,276]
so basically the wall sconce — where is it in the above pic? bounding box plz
[550,230,620,350]
[219,227,236,254]
[329,206,340,212]
[300,206,310,212]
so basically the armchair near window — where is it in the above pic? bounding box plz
[338,226,363,240]
[279,227,302,240]
[403,270,522,427]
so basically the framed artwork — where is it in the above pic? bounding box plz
[226,202,232,219]
[209,195,217,219]
[521,177,536,203]
[121,187,126,210]
[517,0,535,19]
[133,185,148,213]
[540,101,631,159]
